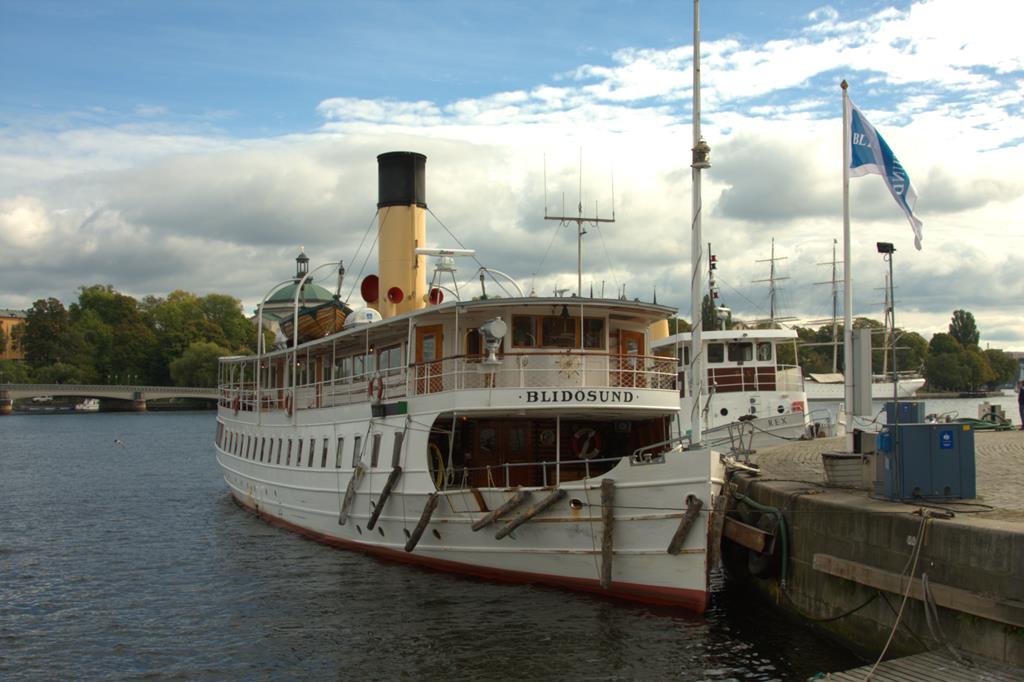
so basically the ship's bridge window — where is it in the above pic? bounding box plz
[541,315,578,348]
[727,342,753,363]
[377,345,402,373]
[708,343,725,363]
[464,328,505,358]
[582,318,605,349]
[511,316,537,348]
[334,356,352,382]
[675,345,691,366]
[757,342,773,362]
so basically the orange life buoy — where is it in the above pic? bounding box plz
[572,427,602,459]
[791,400,805,413]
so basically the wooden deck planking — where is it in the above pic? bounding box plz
[819,650,1023,681]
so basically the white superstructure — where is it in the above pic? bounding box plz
[653,329,812,450]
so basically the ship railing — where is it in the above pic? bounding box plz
[410,351,677,396]
[439,444,683,490]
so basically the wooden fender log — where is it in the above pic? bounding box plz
[600,478,615,588]
[667,494,705,555]
[404,492,440,552]
[366,466,402,530]
[470,487,527,531]
[338,464,366,526]
[495,488,566,540]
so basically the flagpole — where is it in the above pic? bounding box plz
[841,79,854,453]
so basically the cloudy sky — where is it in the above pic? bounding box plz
[2,0,1022,349]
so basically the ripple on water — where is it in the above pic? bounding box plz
[0,412,860,681]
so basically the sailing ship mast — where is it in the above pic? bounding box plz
[689,0,711,445]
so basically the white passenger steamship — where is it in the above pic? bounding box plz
[215,152,724,610]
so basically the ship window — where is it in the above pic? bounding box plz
[296,439,303,466]
[352,436,363,468]
[708,343,725,363]
[757,342,773,361]
[465,329,482,356]
[335,356,352,382]
[286,439,292,466]
[509,426,527,453]
[371,433,382,468]
[353,354,366,379]
[378,345,402,372]
[321,438,329,468]
[307,438,315,467]
[727,342,753,363]
[583,318,605,349]
[336,437,345,468]
[277,438,283,465]
[511,316,537,348]
[245,435,251,458]
[391,432,404,468]
[541,315,578,348]
[676,346,692,366]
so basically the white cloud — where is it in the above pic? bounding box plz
[1,0,1022,349]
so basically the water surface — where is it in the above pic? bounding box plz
[1,412,860,680]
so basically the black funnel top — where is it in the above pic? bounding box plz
[377,151,427,208]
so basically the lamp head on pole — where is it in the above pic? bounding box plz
[876,242,895,254]
[691,137,711,169]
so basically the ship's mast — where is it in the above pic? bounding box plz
[689,0,711,445]
[753,238,789,327]
[813,239,842,373]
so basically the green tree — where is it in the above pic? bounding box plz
[895,331,928,373]
[0,359,31,383]
[169,341,232,387]
[21,298,75,368]
[962,348,994,391]
[923,352,965,391]
[0,324,5,354]
[949,309,980,348]
[983,348,1018,388]
[929,333,962,355]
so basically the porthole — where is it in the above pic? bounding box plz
[719,408,728,416]
[777,405,785,414]
[432,529,441,540]
[569,498,584,510]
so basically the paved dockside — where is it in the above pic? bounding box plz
[747,431,1024,519]
[729,430,1024,669]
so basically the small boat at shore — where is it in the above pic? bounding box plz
[75,398,100,412]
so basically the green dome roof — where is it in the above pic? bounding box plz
[266,280,335,304]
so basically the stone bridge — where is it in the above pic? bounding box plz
[0,383,219,415]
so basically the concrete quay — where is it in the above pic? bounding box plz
[726,432,1024,669]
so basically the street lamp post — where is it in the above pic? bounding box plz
[877,241,899,489]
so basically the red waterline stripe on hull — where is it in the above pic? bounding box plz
[232,495,708,613]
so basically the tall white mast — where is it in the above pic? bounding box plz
[841,80,854,451]
[689,0,711,445]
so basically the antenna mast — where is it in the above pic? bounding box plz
[544,149,615,297]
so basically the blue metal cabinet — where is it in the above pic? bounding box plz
[876,423,975,500]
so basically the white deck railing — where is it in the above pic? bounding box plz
[220,351,677,414]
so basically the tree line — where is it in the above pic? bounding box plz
[682,300,1017,393]
[0,285,260,388]
[2,287,1016,393]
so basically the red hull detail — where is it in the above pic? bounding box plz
[232,495,708,612]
